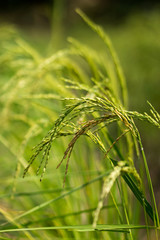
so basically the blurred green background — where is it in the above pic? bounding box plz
[1,0,160,111]
[0,1,160,238]
[1,0,159,198]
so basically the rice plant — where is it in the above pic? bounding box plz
[0,9,159,240]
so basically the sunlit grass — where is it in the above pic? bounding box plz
[0,8,160,240]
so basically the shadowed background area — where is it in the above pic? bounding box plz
[0,1,160,239]
[1,0,159,200]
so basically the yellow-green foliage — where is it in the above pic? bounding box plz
[0,10,159,240]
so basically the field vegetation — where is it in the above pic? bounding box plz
[0,7,160,240]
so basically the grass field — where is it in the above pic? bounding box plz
[0,8,160,240]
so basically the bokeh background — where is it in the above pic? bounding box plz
[0,0,160,232]
[1,0,160,201]
[1,0,160,111]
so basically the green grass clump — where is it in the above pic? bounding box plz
[0,9,160,240]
